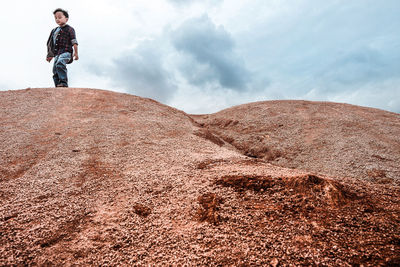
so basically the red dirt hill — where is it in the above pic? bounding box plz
[0,88,399,266]
[193,100,400,184]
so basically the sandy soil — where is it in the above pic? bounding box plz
[0,88,399,266]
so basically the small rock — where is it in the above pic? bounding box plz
[271,258,279,267]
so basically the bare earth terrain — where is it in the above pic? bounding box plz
[0,88,399,266]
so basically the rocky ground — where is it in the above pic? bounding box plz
[0,88,399,266]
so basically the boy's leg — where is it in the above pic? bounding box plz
[52,55,60,87]
[54,52,71,87]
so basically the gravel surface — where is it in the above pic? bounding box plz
[0,88,399,266]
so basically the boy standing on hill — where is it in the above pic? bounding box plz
[46,8,79,87]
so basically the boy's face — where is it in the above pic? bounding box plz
[54,11,68,26]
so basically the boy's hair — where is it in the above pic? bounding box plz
[53,8,69,18]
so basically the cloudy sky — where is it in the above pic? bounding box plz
[1,0,399,114]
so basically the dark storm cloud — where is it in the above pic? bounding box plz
[171,15,251,91]
[110,42,176,102]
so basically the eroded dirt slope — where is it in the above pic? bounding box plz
[0,89,399,266]
[193,100,400,184]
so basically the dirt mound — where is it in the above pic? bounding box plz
[193,100,400,184]
[216,174,355,208]
[217,175,277,192]
[286,174,355,207]
[0,88,399,266]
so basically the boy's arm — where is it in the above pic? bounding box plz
[68,27,79,60]
[46,29,55,62]
[73,44,79,60]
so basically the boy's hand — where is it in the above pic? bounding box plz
[46,57,53,62]
[73,44,79,61]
